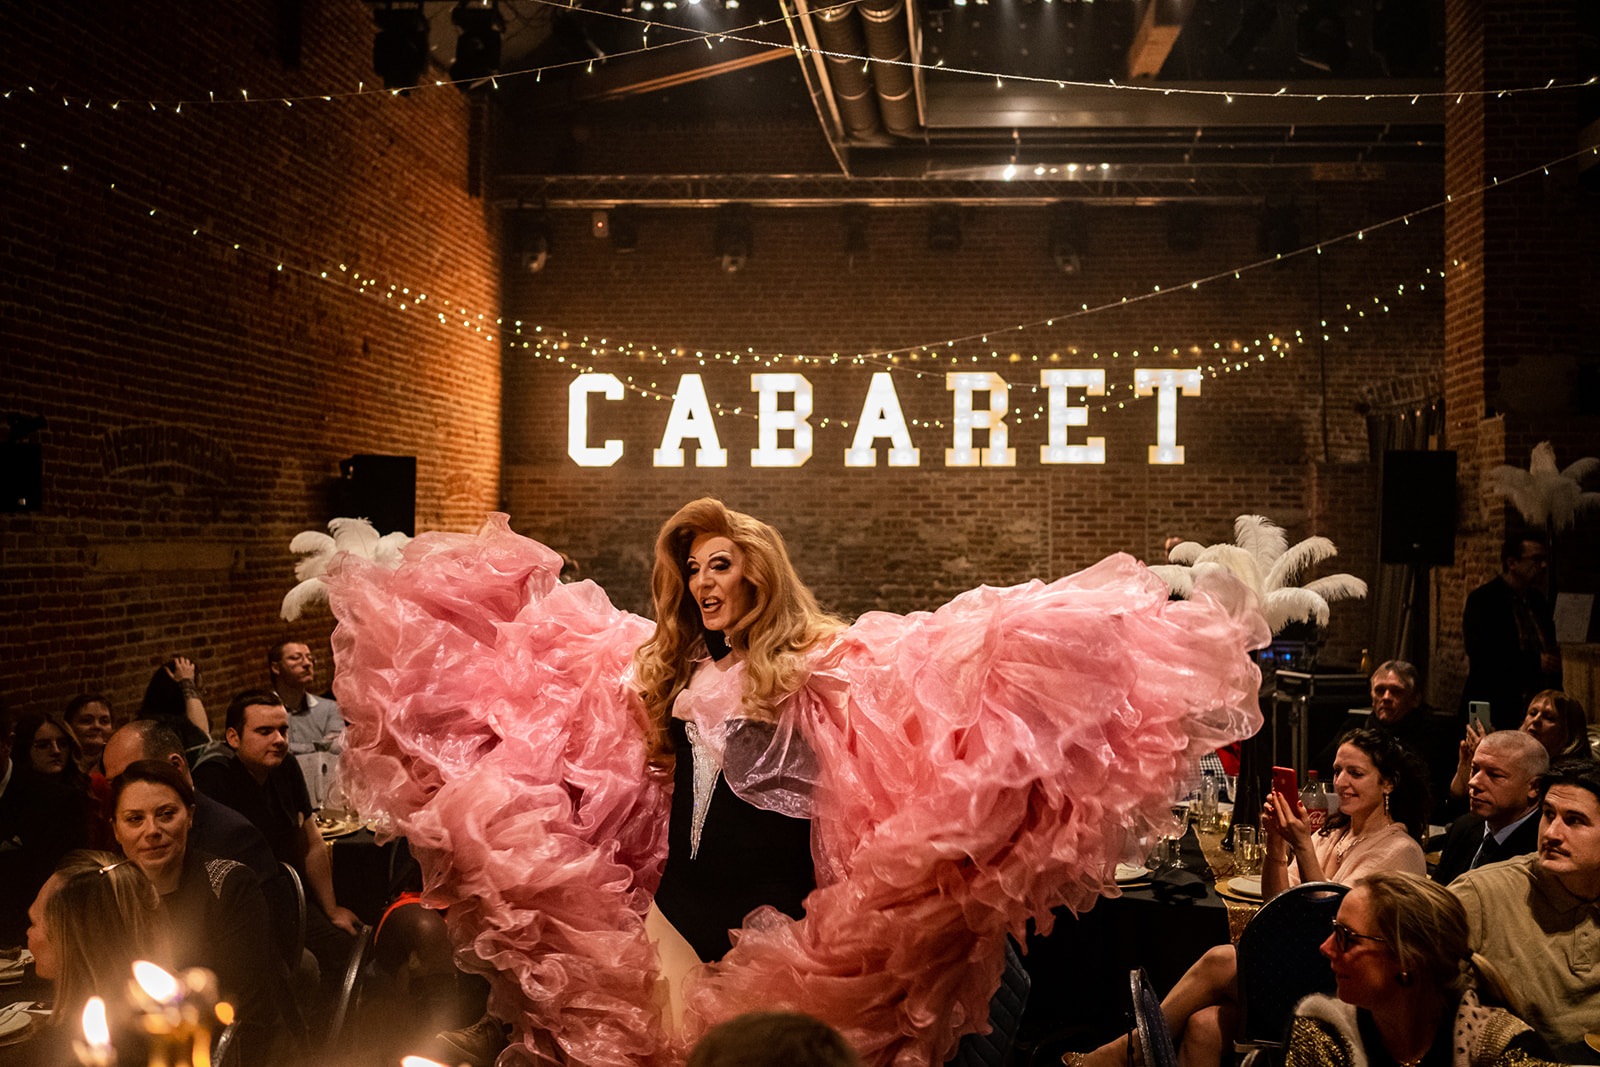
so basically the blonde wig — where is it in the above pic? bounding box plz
[634,499,844,751]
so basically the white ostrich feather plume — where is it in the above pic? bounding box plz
[1151,514,1367,633]
[1484,441,1600,533]
[281,517,412,621]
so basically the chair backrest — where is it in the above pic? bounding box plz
[1235,881,1349,1046]
[281,861,308,965]
[325,923,376,1055]
[944,937,1031,1067]
[1130,969,1179,1067]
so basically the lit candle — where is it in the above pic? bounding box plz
[74,996,114,1066]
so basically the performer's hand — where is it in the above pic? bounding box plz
[327,905,363,936]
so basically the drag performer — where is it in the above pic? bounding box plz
[326,499,1268,1067]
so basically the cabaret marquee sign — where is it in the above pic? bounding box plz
[568,368,1203,468]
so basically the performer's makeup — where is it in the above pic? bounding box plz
[687,533,753,633]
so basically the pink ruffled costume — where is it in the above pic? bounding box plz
[328,515,1268,1067]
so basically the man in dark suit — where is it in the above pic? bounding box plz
[1462,536,1562,729]
[1432,728,1546,885]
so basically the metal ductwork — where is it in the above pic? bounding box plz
[811,3,883,141]
[858,0,918,138]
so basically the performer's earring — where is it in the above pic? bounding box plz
[1395,971,1412,987]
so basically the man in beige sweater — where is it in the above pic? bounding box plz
[1449,758,1600,1062]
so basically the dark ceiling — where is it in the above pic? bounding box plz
[406,0,1449,199]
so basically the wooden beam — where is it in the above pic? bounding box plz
[1127,0,1188,81]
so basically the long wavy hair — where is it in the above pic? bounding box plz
[1524,689,1590,759]
[1322,727,1430,843]
[41,851,173,1029]
[633,499,844,753]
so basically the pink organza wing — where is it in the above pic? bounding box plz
[327,514,672,1067]
[686,554,1268,1066]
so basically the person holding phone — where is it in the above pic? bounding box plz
[1076,729,1430,1067]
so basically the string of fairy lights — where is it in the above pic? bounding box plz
[8,20,1597,429]
[12,113,1595,428]
[506,263,1446,429]
[2,0,1596,111]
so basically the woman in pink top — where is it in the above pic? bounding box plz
[1079,729,1428,1067]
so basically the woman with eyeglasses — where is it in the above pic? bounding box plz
[1077,730,1429,1067]
[1281,871,1556,1067]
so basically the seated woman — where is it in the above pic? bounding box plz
[1446,690,1591,803]
[137,655,212,752]
[1278,870,1557,1067]
[21,850,172,1063]
[64,694,116,776]
[1079,729,1429,1067]
[110,758,299,1063]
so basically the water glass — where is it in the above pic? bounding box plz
[1234,826,1261,875]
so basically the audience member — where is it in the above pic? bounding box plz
[20,850,173,1064]
[193,689,359,991]
[1450,758,1600,1060]
[268,641,343,754]
[1462,537,1561,730]
[102,719,298,964]
[0,712,92,939]
[1079,729,1429,1067]
[1432,730,1547,886]
[1315,662,1454,816]
[1278,871,1557,1067]
[688,1012,864,1067]
[0,697,25,943]
[64,693,115,775]
[110,759,298,1063]
[139,655,212,750]
[1520,689,1591,761]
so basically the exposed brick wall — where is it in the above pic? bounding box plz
[501,191,1446,670]
[1,2,501,723]
[1438,0,1597,710]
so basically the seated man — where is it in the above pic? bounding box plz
[1432,729,1546,885]
[1315,660,1455,816]
[193,690,360,991]
[1449,758,1600,1061]
[102,719,300,965]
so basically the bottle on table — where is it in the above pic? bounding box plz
[1301,771,1327,833]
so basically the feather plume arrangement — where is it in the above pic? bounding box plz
[281,517,412,621]
[1150,514,1367,633]
[1484,441,1600,533]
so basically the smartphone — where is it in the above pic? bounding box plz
[1468,701,1491,732]
[1271,765,1298,802]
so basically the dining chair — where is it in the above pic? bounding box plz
[1130,968,1179,1067]
[325,923,377,1056]
[946,937,1031,1067]
[1232,881,1348,1056]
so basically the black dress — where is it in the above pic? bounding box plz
[651,716,816,962]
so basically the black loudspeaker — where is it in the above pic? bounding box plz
[337,454,416,536]
[1380,450,1456,566]
[1,441,43,512]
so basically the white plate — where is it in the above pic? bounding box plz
[1114,864,1151,883]
[1230,875,1262,895]
[0,1004,35,1039]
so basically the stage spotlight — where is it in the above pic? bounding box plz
[516,210,551,273]
[1296,1,1350,74]
[714,204,752,272]
[372,3,431,91]
[1047,202,1084,274]
[451,0,504,85]
[927,205,962,252]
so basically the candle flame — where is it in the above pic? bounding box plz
[132,960,179,1002]
[81,997,110,1046]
